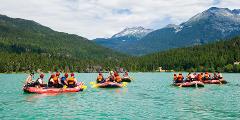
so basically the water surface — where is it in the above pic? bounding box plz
[0,73,240,120]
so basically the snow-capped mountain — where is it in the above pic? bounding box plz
[93,26,153,52]
[131,7,240,55]
[94,7,240,56]
[112,26,153,39]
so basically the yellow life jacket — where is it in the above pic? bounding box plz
[67,77,75,85]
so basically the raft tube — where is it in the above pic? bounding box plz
[96,82,123,88]
[23,85,84,94]
[174,81,204,87]
[203,79,227,84]
[121,78,131,82]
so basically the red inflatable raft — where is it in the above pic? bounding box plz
[23,85,84,94]
[203,79,227,84]
[174,81,204,87]
[96,82,123,88]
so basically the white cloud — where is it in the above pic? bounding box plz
[0,0,239,39]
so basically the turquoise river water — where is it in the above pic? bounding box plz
[0,73,240,120]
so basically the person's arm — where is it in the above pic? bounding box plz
[64,78,68,85]
[25,76,31,84]
[74,78,78,84]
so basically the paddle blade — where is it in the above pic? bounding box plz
[82,85,87,89]
[90,81,95,85]
[122,82,128,87]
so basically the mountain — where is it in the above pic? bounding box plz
[0,14,126,72]
[132,7,240,55]
[95,7,240,56]
[94,26,153,52]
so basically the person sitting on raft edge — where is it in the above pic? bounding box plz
[203,72,211,81]
[66,73,77,88]
[96,73,105,83]
[34,74,45,88]
[52,72,61,88]
[114,72,122,83]
[106,71,115,82]
[25,72,35,87]
[48,74,55,87]
[175,73,184,83]
[123,71,129,78]
[217,72,223,80]
[60,73,69,86]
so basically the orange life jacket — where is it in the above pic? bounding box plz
[205,74,209,78]
[177,75,183,81]
[197,74,203,81]
[115,76,122,82]
[67,77,75,85]
[53,76,59,84]
[97,75,103,81]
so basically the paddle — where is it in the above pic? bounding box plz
[89,81,98,88]
[122,82,128,87]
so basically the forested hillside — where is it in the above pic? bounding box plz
[122,37,240,72]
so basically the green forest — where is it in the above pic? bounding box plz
[0,14,240,73]
[1,37,240,73]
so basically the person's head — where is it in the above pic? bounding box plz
[194,73,196,75]
[40,74,44,78]
[205,72,208,74]
[56,72,60,77]
[30,72,34,76]
[71,73,74,77]
[65,73,68,78]
[99,73,102,76]
[51,74,55,78]
[179,73,182,75]
[110,71,114,75]
[174,74,177,76]
[218,71,220,73]
[114,72,119,76]
[201,72,203,75]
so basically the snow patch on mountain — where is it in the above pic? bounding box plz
[112,26,153,39]
[165,24,183,33]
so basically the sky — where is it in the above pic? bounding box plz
[0,0,240,39]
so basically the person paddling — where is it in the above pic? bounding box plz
[96,73,105,83]
[114,72,122,83]
[176,73,184,83]
[203,72,210,81]
[60,73,68,86]
[106,71,115,82]
[52,72,61,88]
[25,72,35,87]
[123,71,129,78]
[34,74,45,88]
[217,72,223,80]
[48,74,55,87]
[67,73,77,88]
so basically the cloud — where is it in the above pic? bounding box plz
[0,0,239,39]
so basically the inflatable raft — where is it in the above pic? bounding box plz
[203,79,227,84]
[96,82,123,88]
[121,78,131,82]
[174,81,204,87]
[23,84,85,94]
